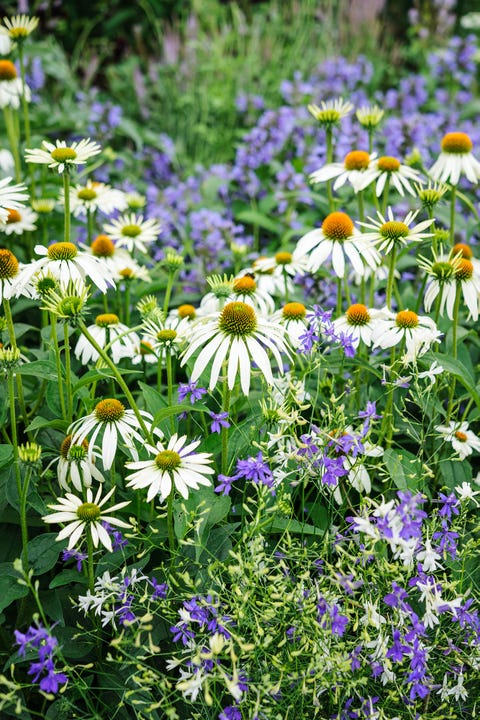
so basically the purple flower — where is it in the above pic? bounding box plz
[215,474,235,496]
[209,411,230,434]
[14,623,66,695]
[177,380,208,404]
[61,548,87,572]
[150,577,168,600]
[235,452,274,488]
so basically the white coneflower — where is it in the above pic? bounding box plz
[74,313,140,365]
[333,303,386,348]
[429,132,480,185]
[294,211,380,278]
[435,421,480,460]
[42,486,130,552]
[231,273,275,315]
[65,179,127,217]
[0,206,37,235]
[103,212,161,254]
[356,155,423,197]
[421,250,480,321]
[17,241,116,294]
[358,207,434,254]
[310,150,376,193]
[0,59,30,109]
[1,14,39,39]
[25,138,102,174]
[0,176,29,224]
[355,104,384,129]
[56,434,105,492]
[371,309,442,362]
[272,302,309,348]
[0,247,22,303]
[69,398,159,471]
[141,314,190,362]
[308,97,354,126]
[125,433,214,502]
[181,301,290,395]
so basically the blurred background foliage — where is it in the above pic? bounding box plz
[0,0,477,167]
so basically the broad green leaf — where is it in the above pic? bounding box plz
[383,448,425,493]
[267,517,323,535]
[17,360,59,382]
[153,403,209,428]
[0,562,28,613]
[49,569,87,589]
[430,352,480,409]
[28,533,63,576]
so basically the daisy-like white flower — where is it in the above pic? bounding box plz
[17,241,116,294]
[294,211,380,278]
[42,485,130,552]
[0,247,22,303]
[230,273,275,315]
[0,176,29,223]
[356,155,423,197]
[333,303,387,348]
[0,205,37,235]
[310,150,376,193]
[125,433,214,502]
[429,131,480,185]
[131,338,158,366]
[74,313,140,365]
[85,233,131,274]
[65,179,127,218]
[435,421,480,460]
[56,434,105,492]
[25,138,102,174]
[1,14,39,39]
[358,207,434,254]
[141,313,190,362]
[0,149,14,176]
[355,104,384,130]
[103,212,161,254]
[253,250,310,282]
[0,59,30,109]
[272,302,309,348]
[420,249,480,321]
[371,308,442,362]
[181,300,290,395]
[307,97,354,126]
[69,398,159,470]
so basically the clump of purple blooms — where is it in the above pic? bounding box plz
[14,623,67,694]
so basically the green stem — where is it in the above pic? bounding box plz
[450,185,456,245]
[124,281,131,327]
[221,378,231,475]
[4,298,29,434]
[86,527,95,594]
[165,349,175,434]
[167,491,175,553]
[3,106,21,182]
[163,269,176,318]
[446,282,462,420]
[325,127,335,212]
[336,277,342,316]
[63,171,71,244]
[63,321,73,424]
[385,246,397,310]
[86,208,95,245]
[50,312,67,421]
[77,320,154,443]
[17,42,33,192]
[8,370,28,569]
[380,176,390,216]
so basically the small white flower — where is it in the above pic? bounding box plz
[65,179,127,217]
[358,207,434,255]
[372,308,442,362]
[417,360,444,384]
[456,481,480,504]
[310,150,376,193]
[333,303,387,348]
[75,313,140,365]
[356,154,423,197]
[56,433,105,492]
[103,212,161,254]
[429,131,480,185]
[125,433,214,502]
[25,138,102,174]
[42,485,130,552]
[0,205,37,235]
[0,59,30,109]
[0,176,29,224]
[435,421,480,460]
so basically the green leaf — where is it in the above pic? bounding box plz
[17,360,60,382]
[153,403,209,428]
[267,517,323,535]
[0,444,13,468]
[236,209,283,236]
[49,569,87,589]
[383,448,425,493]
[28,533,63,576]
[139,381,166,416]
[430,352,480,409]
[25,416,69,433]
[0,562,28,613]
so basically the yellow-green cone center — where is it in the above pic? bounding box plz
[396,310,419,328]
[121,224,141,237]
[219,302,257,336]
[282,302,306,320]
[455,259,474,281]
[76,502,101,521]
[0,248,19,279]
[157,329,177,343]
[47,242,78,260]
[51,147,77,162]
[95,313,120,327]
[77,188,97,201]
[155,449,181,471]
[94,398,125,422]
[91,235,115,257]
[275,251,293,265]
[233,276,256,294]
[431,261,454,281]
[0,60,17,80]
[377,156,401,172]
[178,304,196,319]
[380,221,410,242]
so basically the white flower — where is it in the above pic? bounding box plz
[125,433,214,502]
[65,179,127,217]
[356,155,423,197]
[0,205,37,235]
[417,360,444,384]
[69,398,159,470]
[310,150,376,193]
[435,421,480,460]
[294,211,380,278]
[181,301,290,395]
[0,247,23,303]
[307,97,354,124]
[0,176,29,224]
[42,485,130,552]
[371,308,442,362]
[416,537,442,573]
[1,14,39,39]
[0,149,14,175]
[358,207,434,254]
[271,302,309,348]
[429,131,480,185]
[231,273,275,315]
[25,138,102,174]
[75,313,140,365]
[103,212,161,254]
[16,241,116,294]
[456,481,480,504]
[141,314,190,361]
[333,303,387,348]
[0,59,30,109]
[56,433,105,492]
